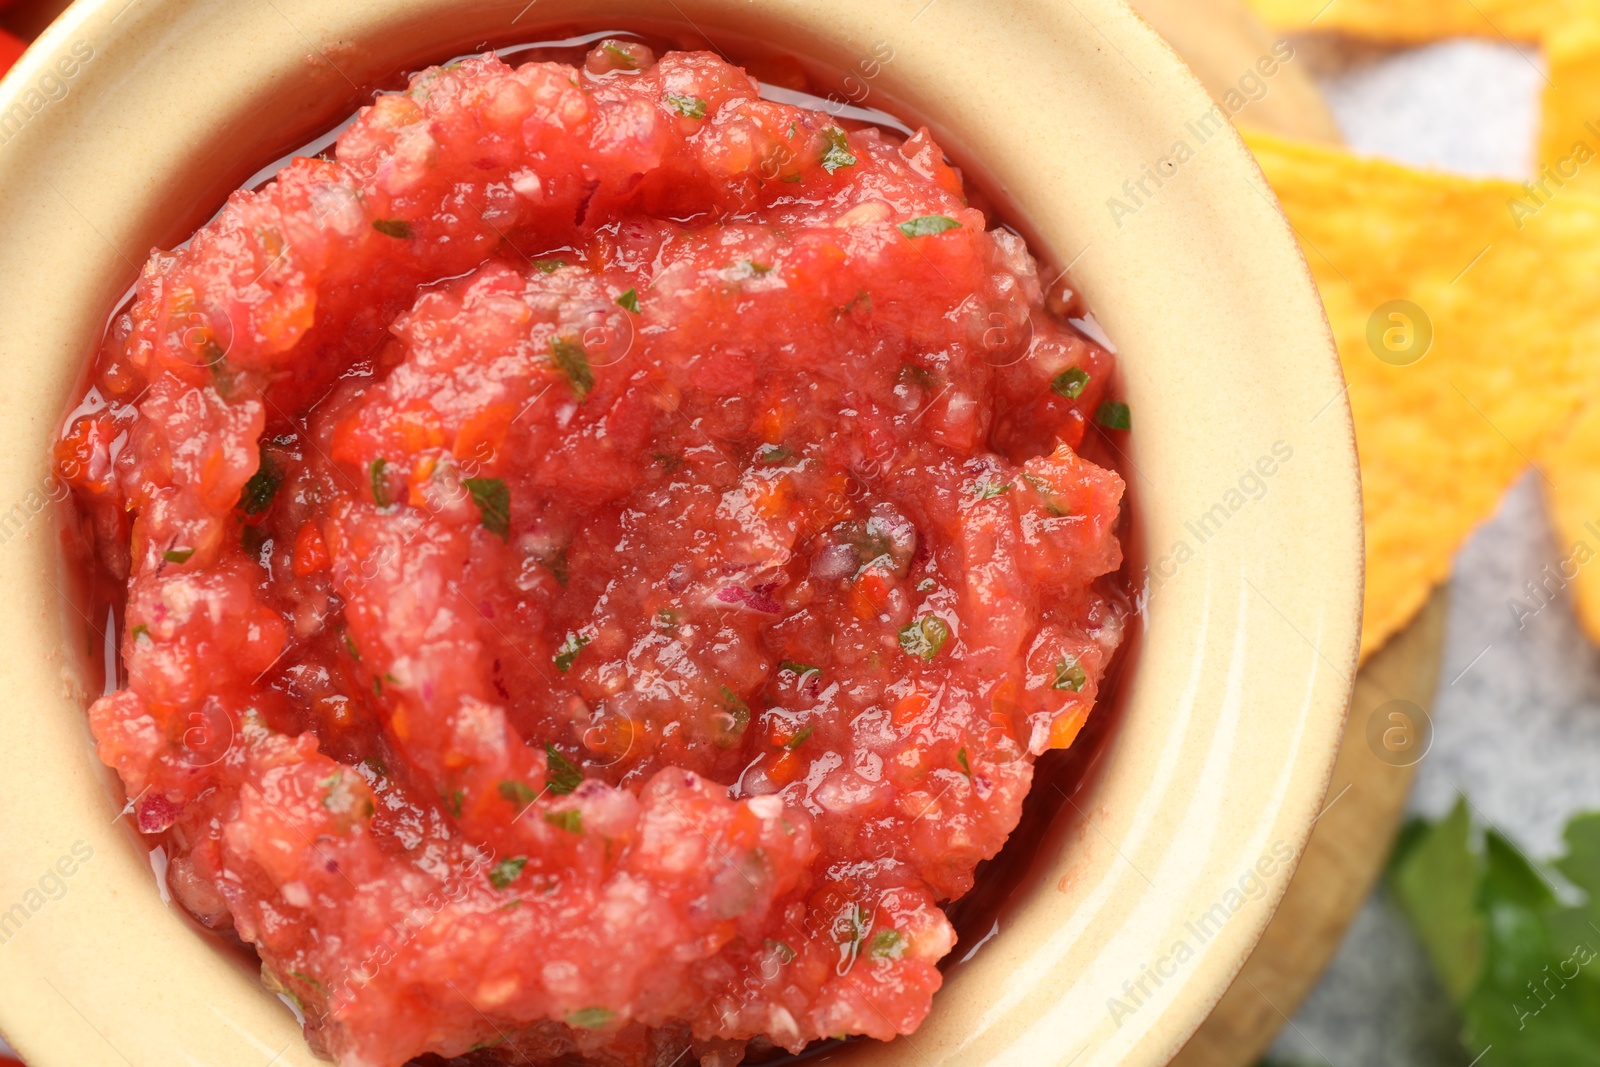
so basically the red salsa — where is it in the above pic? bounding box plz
[57,41,1128,1067]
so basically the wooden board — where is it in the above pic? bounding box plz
[1119,2,1451,1063]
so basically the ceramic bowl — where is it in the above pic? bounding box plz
[0,1,1361,1064]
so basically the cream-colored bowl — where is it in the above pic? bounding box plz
[0,1,1361,1065]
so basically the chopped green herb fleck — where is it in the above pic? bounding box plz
[544,743,583,795]
[487,856,527,890]
[780,660,820,679]
[554,631,590,673]
[462,477,510,540]
[897,215,962,238]
[869,929,905,959]
[288,970,328,995]
[372,218,413,239]
[714,686,751,748]
[972,474,1012,500]
[320,770,364,815]
[601,41,638,69]
[1053,654,1087,692]
[369,457,390,507]
[130,624,150,643]
[898,363,934,389]
[1051,366,1090,399]
[898,615,951,662]
[665,92,707,119]
[238,453,282,515]
[1095,400,1132,431]
[1023,473,1069,517]
[498,779,539,811]
[956,747,972,779]
[758,445,792,464]
[541,545,570,587]
[544,808,584,833]
[567,1007,615,1029]
[615,287,640,314]
[780,172,804,183]
[533,257,567,274]
[341,630,361,661]
[550,336,595,400]
[163,547,195,564]
[785,726,815,750]
[444,789,465,817]
[820,126,857,174]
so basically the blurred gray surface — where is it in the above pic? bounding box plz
[1266,35,1600,1067]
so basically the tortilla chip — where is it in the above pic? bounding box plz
[1242,128,1600,660]
[1539,400,1600,642]
[1242,0,1557,42]
[1540,24,1600,197]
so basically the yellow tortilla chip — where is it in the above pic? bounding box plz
[1540,23,1600,196]
[1539,400,1600,642]
[1242,0,1559,42]
[1244,0,1600,200]
[1242,128,1600,660]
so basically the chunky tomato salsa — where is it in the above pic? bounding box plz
[57,41,1129,1067]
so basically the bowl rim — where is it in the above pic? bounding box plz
[0,1,1361,1065]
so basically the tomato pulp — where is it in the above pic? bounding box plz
[57,42,1129,1067]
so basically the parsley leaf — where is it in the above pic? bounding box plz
[544,743,583,795]
[463,477,510,540]
[369,457,390,508]
[544,808,583,833]
[616,287,640,313]
[550,337,595,400]
[554,631,589,673]
[1051,367,1090,399]
[372,218,413,239]
[238,452,283,515]
[1095,401,1132,431]
[869,929,904,959]
[498,779,538,812]
[567,1007,615,1029]
[533,257,567,274]
[820,126,857,175]
[1053,654,1087,692]
[163,547,195,564]
[897,215,961,238]
[972,473,1012,500]
[487,856,527,889]
[1391,798,1600,1062]
[898,615,951,662]
[665,93,707,119]
[713,686,751,748]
